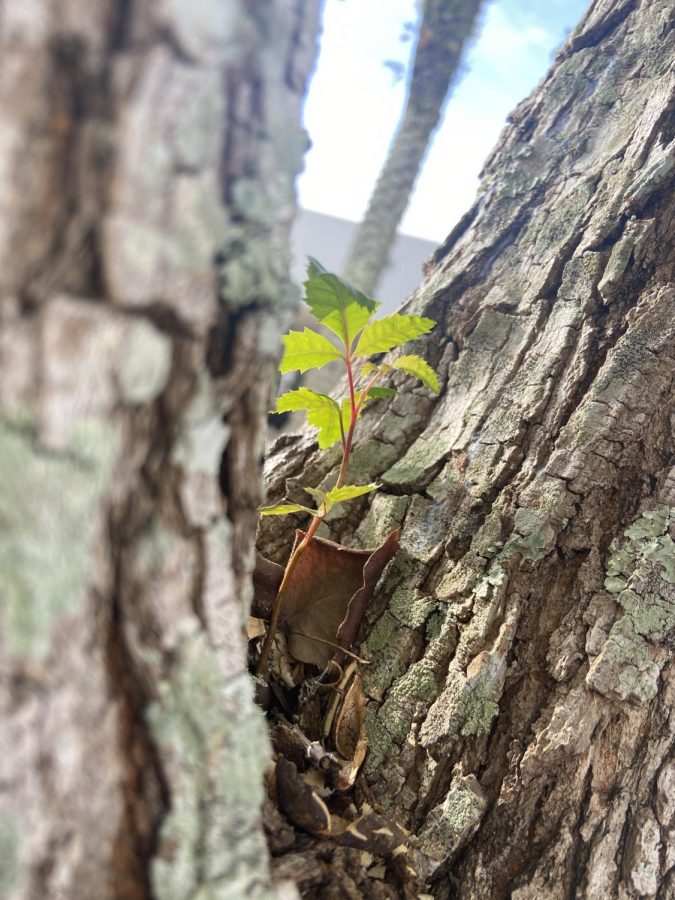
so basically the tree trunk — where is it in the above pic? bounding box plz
[261,0,675,895]
[0,2,319,898]
[341,0,485,297]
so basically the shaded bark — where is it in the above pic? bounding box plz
[261,0,675,895]
[341,0,485,296]
[0,1,319,897]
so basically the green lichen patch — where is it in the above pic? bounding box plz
[426,610,445,641]
[604,575,628,593]
[354,491,409,547]
[498,505,555,564]
[418,774,487,868]
[172,375,230,475]
[377,658,439,745]
[118,319,172,404]
[588,507,675,704]
[586,616,662,704]
[456,683,500,737]
[456,651,506,737]
[624,508,672,540]
[474,565,506,600]
[149,620,271,899]
[344,440,399,484]
[364,707,396,777]
[0,416,119,659]
[502,528,548,563]
[363,612,409,699]
[381,434,448,490]
[0,812,20,895]
[559,252,605,304]
[618,589,673,641]
[470,512,506,560]
[388,585,438,630]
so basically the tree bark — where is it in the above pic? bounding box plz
[261,0,675,895]
[0,1,319,898]
[341,0,485,297]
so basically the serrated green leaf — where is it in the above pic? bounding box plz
[367,386,396,399]
[273,387,343,449]
[361,361,377,376]
[259,503,315,516]
[354,313,436,357]
[306,256,329,279]
[274,387,332,415]
[304,486,327,503]
[304,272,380,345]
[279,328,342,374]
[325,483,380,505]
[391,354,440,394]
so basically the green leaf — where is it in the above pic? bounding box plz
[279,328,342,374]
[354,313,436,357]
[391,355,440,394]
[367,386,396,399]
[325,483,380,506]
[304,273,379,345]
[361,362,377,376]
[273,388,343,449]
[259,503,314,516]
[306,256,329,279]
[303,486,327,504]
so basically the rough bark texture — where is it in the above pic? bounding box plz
[261,1,675,896]
[0,1,319,898]
[341,0,485,296]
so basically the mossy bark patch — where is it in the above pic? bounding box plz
[0,417,118,659]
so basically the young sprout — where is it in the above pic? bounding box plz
[256,258,439,676]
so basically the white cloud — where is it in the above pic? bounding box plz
[298,0,587,242]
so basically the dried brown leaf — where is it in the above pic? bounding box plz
[333,673,366,759]
[280,529,400,669]
[333,529,400,666]
[339,808,409,857]
[275,757,333,838]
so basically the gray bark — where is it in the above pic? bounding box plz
[261,0,675,895]
[0,1,319,898]
[341,0,485,297]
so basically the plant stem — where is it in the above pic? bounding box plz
[336,352,358,489]
[256,354,377,677]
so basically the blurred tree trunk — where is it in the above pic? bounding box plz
[261,0,675,895]
[341,0,485,297]
[0,1,319,898]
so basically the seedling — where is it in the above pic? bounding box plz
[256,258,439,675]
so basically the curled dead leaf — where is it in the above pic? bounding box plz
[246,616,267,640]
[275,757,333,838]
[333,672,366,759]
[339,807,409,857]
[279,529,400,669]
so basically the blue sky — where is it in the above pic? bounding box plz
[297,0,589,242]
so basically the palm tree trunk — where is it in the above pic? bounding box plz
[341,0,485,296]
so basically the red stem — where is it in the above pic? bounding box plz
[257,329,378,676]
